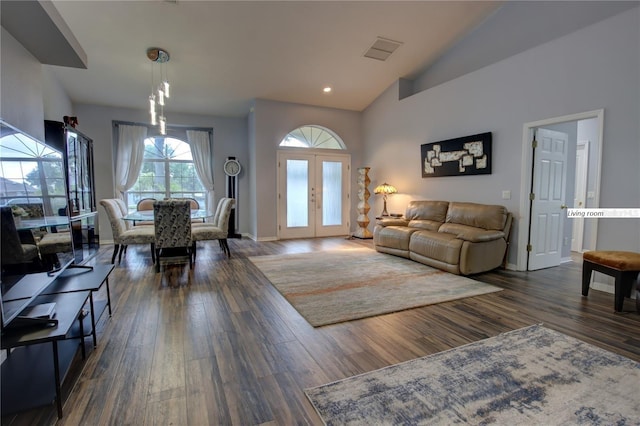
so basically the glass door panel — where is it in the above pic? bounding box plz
[321,161,342,226]
[286,159,310,228]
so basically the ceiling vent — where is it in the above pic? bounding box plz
[363,37,403,61]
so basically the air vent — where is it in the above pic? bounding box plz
[363,37,403,61]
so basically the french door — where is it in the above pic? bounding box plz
[277,151,350,239]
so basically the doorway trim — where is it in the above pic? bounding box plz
[516,109,604,271]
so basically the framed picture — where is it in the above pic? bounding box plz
[421,132,492,178]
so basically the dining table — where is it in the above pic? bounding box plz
[123,209,212,225]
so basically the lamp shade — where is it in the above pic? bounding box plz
[374,183,397,195]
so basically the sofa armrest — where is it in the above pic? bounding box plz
[376,217,409,227]
[439,223,505,242]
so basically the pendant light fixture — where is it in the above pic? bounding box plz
[147,47,170,135]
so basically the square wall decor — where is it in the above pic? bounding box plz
[421,132,492,178]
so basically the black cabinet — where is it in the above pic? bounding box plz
[44,121,99,262]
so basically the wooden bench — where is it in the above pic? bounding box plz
[582,250,640,312]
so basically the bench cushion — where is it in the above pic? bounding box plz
[583,251,640,271]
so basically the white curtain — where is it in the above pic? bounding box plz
[187,130,215,213]
[115,124,147,202]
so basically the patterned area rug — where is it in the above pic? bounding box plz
[305,325,640,425]
[248,247,501,326]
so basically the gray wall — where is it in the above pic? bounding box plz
[0,28,45,139]
[362,7,640,267]
[250,99,363,240]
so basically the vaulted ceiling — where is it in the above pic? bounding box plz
[2,1,635,118]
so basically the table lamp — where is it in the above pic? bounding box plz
[374,183,397,216]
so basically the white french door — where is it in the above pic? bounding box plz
[277,151,350,239]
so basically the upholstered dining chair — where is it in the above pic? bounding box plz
[0,206,41,270]
[134,197,155,226]
[99,199,156,264]
[191,197,235,262]
[153,199,192,273]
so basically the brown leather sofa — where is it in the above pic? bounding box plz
[373,200,512,275]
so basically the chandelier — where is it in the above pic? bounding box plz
[147,47,170,135]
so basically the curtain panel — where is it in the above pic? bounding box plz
[186,130,215,214]
[114,124,147,202]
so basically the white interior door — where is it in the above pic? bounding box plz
[528,128,569,270]
[571,140,589,252]
[277,151,350,239]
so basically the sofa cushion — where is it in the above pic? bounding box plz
[445,202,507,230]
[438,223,505,242]
[409,230,463,265]
[405,200,449,223]
[376,217,409,227]
[375,226,419,251]
[408,219,443,231]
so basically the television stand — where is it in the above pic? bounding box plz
[10,302,59,328]
[1,291,91,419]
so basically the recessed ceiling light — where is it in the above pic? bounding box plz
[323,87,332,93]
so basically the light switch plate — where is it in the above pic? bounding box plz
[502,190,511,200]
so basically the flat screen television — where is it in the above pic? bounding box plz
[0,119,76,330]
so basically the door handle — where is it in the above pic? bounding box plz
[560,205,568,209]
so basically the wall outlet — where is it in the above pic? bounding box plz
[501,190,511,200]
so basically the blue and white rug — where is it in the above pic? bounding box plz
[305,325,640,425]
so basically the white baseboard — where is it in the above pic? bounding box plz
[504,262,517,271]
[590,280,638,299]
[591,280,614,294]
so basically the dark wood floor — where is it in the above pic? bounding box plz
[2,237,639,425]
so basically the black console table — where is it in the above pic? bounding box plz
[42,264,115,348]
[1,291,90,418]
[1,264,115,418]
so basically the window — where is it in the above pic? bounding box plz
[280,125,346,150]
[127,136,205,210]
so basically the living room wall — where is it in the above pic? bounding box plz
[362,7,640,269]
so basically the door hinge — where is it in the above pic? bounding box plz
[527,244,533,252]
[532,140,538,149]
[529,193,535,201]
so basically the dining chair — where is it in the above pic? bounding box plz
[136,198,156,211]
[153,199,192,273]
[99,199,156,264]
[0,206,41,271]
[134,198,155,226]
[191,197,235,262]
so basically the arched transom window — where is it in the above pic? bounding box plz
[280,125,346,150]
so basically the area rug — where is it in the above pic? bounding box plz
[305,324,640,425]
[248,247,501,326]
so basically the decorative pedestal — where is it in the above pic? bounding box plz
[353,167,373,239]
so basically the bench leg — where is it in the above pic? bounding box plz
[582,261,593,296]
